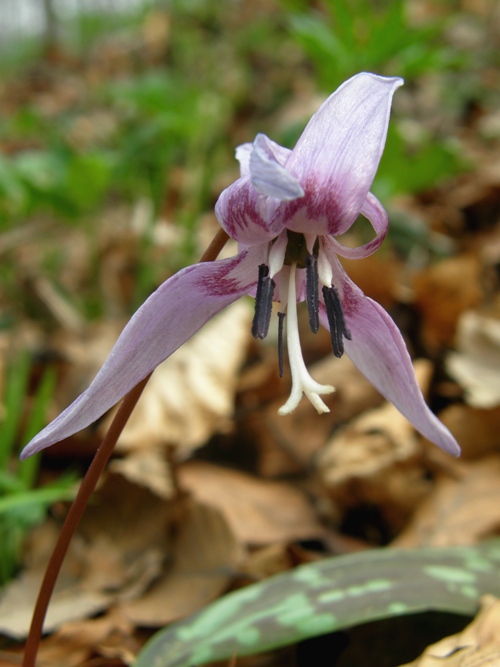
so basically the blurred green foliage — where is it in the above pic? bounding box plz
[0,352,75,585]
[284,0,467,196]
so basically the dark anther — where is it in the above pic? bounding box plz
[277,311,286,378]
[305,254,319,334]
[251,264,275,340]
[322,286,352,358]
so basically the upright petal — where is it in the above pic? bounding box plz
[282,73,403,237]
[20,247,265,458]
[320,273,460,456]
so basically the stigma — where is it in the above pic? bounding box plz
[278,262,335,415]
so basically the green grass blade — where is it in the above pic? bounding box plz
[0,351,31,469]
[135,541,500,667]
[17,365,57,490]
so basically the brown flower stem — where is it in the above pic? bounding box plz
[22,228,229,667]
[199,227,229,263]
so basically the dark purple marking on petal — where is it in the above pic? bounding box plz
[215,176,280,246]
[281,173,347,237]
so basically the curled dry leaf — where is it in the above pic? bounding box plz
[119,498,244,627]
[34,608,137,667]
[0,474,174,638]
[109,449,175,499]
[399,595,500,667]
[178,461,325,545]
[413,256,484,351]
[447,309,500,408]
[438,403,500,459]
[394,456,500,548]
[317,360,435,534]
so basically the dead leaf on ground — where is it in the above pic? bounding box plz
[394,456,500,548]
[399,595,500,666]
[120,498,243,627]
[438,403,500,459]
[178,461,325,545]
[0,474,175,638]
[317,360,435,535]
[413,255,484,351]
[447,309,500,408]
[108,449,175,499]
[34,608,137,667]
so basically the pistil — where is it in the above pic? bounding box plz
[278,263,335,415]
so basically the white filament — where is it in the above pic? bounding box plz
[278,263,335,415]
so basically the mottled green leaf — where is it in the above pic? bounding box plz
[135,541,500,667]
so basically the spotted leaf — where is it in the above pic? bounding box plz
[134,541,500,667]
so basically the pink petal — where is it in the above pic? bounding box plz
[250,134,303,201]
[282,73,403,237]
[20,248,264,458]
[215,175,282,245]
[216,134,295,245]
[236,135,290,178]
[327,192,388,260]
[320,271,460,456]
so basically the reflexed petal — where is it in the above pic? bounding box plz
[215,176,283,245]
[327,192,388,259]
[236,135,290,179]
[20,248,264,459]
[282,73,403,237]
[250,134,303,201]
[319,275,460,456]
[252,133,291,167]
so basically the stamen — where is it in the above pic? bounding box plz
[278,263,335,415]
[305,253,319,333]
[277,311,286,378]
[322,286,352,358]
[251,264,275,340]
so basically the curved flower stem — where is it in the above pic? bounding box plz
[22,227,229,667]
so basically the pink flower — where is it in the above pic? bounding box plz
[21,73,460,459]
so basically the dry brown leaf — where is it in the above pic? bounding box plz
[413,255,484,351]
[399,595,500,666]
[178,461,325,545]
[317,360,434,533]
[438,403,500,459]
[394,456,500,548]
[447,310,500,408]
[108,449,175,499]
[0,474,175,638]
[35,608,137,667]
[110,300,252,456]
[120,499,243,627]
